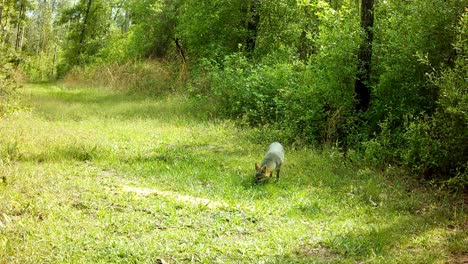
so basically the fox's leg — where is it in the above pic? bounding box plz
[275,169,280,182]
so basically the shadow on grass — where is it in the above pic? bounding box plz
[284,176,465,261]
[288,206,465,262]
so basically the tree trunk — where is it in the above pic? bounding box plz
[0,0,5,30]
[122,9,130,33]
[79,0,93,55]
[354,0,374,112]
[15,1,24,50]
[298,5,317,62]
[0,6,3,28]
[245,0,259,57]
[174,37,186,64]
[0,3,3,47]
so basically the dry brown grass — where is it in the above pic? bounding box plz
[62,60,184,94]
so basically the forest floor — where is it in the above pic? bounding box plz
[0,84,466,263]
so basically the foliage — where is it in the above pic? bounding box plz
[125,0,180,59]
[177,0,247,61]
[199,1,360,146]
[362,6,468,183]
[401,9,467,183]
[57,0,114,74]
[0,0,25,114]
[0,48,19,115]
[254,0,303,59]
[370,0,464,126]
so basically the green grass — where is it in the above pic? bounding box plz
[0,83,466,263]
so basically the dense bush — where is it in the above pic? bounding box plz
[402,10,467,183]
[370,0,463,127]
[363,7,467,184]
[199,1,361,146]
[0,48,20,116]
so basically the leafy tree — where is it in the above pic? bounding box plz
[370,0,464,124]
[21,0,68,81]
[124,0,180,59]
[177,0,251,61]
[0,47,18,115]
[363,1,467,181]
[58,0,113,72]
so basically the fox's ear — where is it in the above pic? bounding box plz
[261,165,267,173]
[265,168,272,176]
[255,163,260,170]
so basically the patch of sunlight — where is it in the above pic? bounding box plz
[122,185,229,209]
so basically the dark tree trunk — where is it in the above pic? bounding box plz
[298,5,318,62]
[15,1,25,51]
[79,0,93,54]
[245,0,259,57]
[174,37,186,64]
[0,6,3,28]
[354,0,374,112]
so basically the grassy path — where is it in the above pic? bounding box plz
[0,84,466,263]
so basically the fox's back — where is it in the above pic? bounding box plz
[255,142,285,182]
[263,142,284,165]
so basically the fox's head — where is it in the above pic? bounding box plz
[255,163,272,183]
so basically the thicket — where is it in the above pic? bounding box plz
[5,0,468,185]
[0,48,18,115]
[0,0,24,115]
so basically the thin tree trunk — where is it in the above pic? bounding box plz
[0,6,3,28]
[1,0,11,47]
[354,0,374,112]
[175,37,188,82]
[15,1,24,50]
[51,43,57,79]
[0,0,5,30]
[122,9,130,33]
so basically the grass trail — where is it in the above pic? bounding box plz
[0,84,466,263]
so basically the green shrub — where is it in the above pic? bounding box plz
[370,0,463,128]
[195,2,362,146]
[402,9,467,183]
[0,48,20,116]
[208,54,298,123]
[364,9,467,184]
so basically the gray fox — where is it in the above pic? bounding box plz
[255,142,284,183]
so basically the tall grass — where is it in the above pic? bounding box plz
[62,60,185,95]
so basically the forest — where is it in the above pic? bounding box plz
[0,0,467,263]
